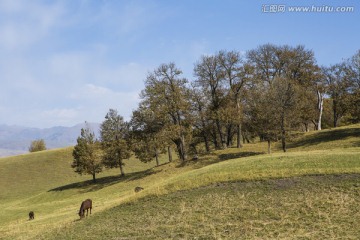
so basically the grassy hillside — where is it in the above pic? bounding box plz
[0,124,359,239]
[0,148,168,239]
[287,124,360,151]
[42,174,360,239]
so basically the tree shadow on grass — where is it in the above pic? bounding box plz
[288,128,360,149]
[48,168,162,193]
[176,152,218,168]
[177,151,264,169]
[218,151,264,161]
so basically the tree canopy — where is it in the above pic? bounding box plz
[72,124,103,183]
[75,44,359,173]
[100,109,131,176]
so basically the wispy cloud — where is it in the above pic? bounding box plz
[71,83,141,121]
[0,54,146,127]
[40,108,80,126]
[0,0,65,50]
[0,1,183,127]
[1,0,354,129]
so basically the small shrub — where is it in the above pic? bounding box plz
[29,139,47,152]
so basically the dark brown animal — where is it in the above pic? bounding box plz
[134,186,144,192]
[78,199,92,219]
[29,211,34,220]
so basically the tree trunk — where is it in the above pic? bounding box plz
[215,119,226,149]
[92,173,96,183]
[226,124,233,147]
[167,146,172,162]
[312,120,318,131]
[235,96,243,148]
[155,148,159,166]
[203,134,210,153]
[175,135,187,162]
[236,124,243,148]
[243,132,251,144]
[119,158,125,176]
[317,90,324,130]
[304,123,309,132]
[267,139,271,154]
[212,124,219,149]
[200,117,210,152]
[281,133,286,152]
[180,134,187,161]
[281,115,287,152]
[333,99,338,128]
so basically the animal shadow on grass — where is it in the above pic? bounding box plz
[48,168,161,193]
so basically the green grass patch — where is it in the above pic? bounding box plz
[287,124,360,151]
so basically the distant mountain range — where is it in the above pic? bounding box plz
[0,123,100,157]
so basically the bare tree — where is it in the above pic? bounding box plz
[218,50,252,148]
[323,64,353,127]
[194,55,227,149]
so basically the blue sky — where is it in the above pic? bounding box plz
[0,0,359,128]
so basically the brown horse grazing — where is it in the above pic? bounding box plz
[29,211,34,220]
[78,199,92,219]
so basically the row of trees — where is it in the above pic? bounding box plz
[72,44,360,182]
[72,112,130,182]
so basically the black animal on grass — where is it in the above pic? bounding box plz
[78,199,92,219]
[29,211,34,220]
[134,186,144,192]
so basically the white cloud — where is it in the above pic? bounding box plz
[42,108,79,118]
[190,40,210,59]
[0,0,65,50]
[0,1,163,128]
[94,1,161,36]
[84,84,112,95]
[0,0,26,13]
[40,108,80,126]
[0,42,147,127]
[46,50,148,91]
[0,106,80,128]
[70,83,141,122]
[48,51,90,84]
[91,62,147,90]
[117,3,148,34]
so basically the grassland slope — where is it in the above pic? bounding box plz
[0,124,359,239]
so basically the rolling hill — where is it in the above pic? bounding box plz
[0,124,359,239]
[0,123,100,157]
